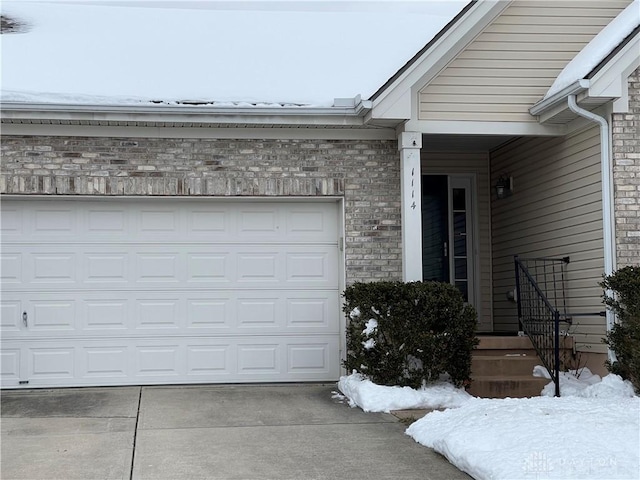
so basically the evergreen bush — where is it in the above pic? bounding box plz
[601,266,640,393]
[343,281,478,389]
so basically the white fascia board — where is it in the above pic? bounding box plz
[403,119,567,136]
[366,90,412,122]
[0,123,397,141]
[589,34,640,113]
[370,0,511,122]
[0,102,369,127]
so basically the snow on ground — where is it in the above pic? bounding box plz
[338,372,472,412]
[545,0,639,98]
[1,0,466,106]
[338,371,639,480]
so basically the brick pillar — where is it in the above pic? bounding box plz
[612,66,640,267]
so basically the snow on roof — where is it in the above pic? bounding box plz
[544,0,640,99]
[0,0,467,107]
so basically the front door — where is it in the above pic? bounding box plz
[422,174,476,305]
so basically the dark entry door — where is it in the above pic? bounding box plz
[422,174,474,303]
[422,175,449,282]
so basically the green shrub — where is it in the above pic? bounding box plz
[601,266,640,393]
[343,281,478,389]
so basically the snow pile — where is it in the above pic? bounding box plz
[534,366,637,398]
[545,0,640,98]
[337,372,472,413]
[407,374,639,479]
[407,394,639,480]
[339,368,638,479]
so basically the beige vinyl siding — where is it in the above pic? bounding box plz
[490,125,606,353]
[421,152,492,332]
[419,0,631,123]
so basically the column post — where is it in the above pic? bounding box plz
[398,132,423,282]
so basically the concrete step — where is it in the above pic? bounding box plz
[468,336,569,398]
[473,348,540,356]
[468,375,549,399]
[476,335,574,352]
[476,336,536,350]
[471,355,540,377]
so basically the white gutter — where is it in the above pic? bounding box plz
[0,96,373,127]
[529,80,590,116]
[0,102,363,116]
[567,95,617,362]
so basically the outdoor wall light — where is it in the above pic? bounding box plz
[495,175,513,199]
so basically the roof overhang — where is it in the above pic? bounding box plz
[0,97,375,129]
[530,31,640,125]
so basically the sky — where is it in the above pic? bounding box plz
[1,0,468,106]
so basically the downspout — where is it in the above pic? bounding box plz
[567,95,617,363]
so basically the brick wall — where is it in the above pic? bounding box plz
[612,66,640,267]
[0,135,402,283]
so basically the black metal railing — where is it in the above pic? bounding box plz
[514,256,571,397]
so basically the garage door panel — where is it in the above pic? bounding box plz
[187,208,230,234]
[31,298,76,331]
[1,252,22,283]
[136,251,181,283]
[186,343,233,377]
[135,344,182,377]
[1,300,23,332]
[85,252,129,283]
[4,245,338,290]
[138,208,180,234]
[0,205,23,234]
[287,343,331,374]
[82,345,129,379]
[34,207,76,234]
[286,251,332,283]
[237,252,280,283]
[32,252,77,284]
[186,296,231,329]
[285,207,337,239]
[1,199,341,388]
[238,343,279,374]
[6,295,339,338]
[136,296,183,330]
[5,291,338,338]
[1,349,21,382]
[286,295,335,329]
[84,298,129,330]
[86,207,128,233]
[2,335,340,387]
[238,208,279,236]
[237,296,280,328]
[187,252,231,283]
[28,346,75,380]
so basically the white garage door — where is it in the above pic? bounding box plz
[1,198,342,388]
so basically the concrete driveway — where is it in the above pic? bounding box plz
[1,384,469,480]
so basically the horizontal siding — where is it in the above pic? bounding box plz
[419,0,631,122]
[490,125,606,353]
[421,152,492,332]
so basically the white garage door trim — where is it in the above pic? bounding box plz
[1,197,344,388]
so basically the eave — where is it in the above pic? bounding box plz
[0,100,373,128]
[530,29,639,126]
